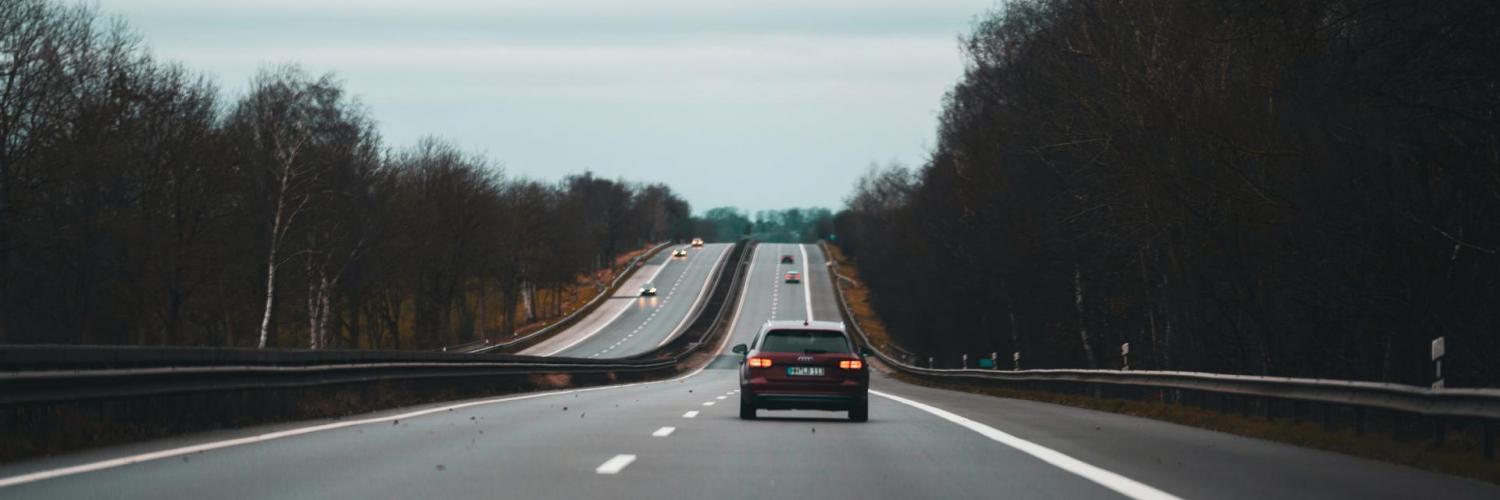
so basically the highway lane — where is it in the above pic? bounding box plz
[524,243,730,358]
[4,243,1498,499]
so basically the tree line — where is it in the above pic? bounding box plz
[0,0,695,349]
[694,207,833,243]
[835,0,1500,386]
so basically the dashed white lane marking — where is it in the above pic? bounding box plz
[652,427,676,437]
[544,256,675,356]
[595,454,638,475]
[656,244,731,347]
[715,396,727,400]
[682,411,699,418]
[870,390,1182,500]
[702,401,715,406]
[0,377,687,489]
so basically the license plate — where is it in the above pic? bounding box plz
[786,366,824,377]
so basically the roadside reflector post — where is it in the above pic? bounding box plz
[962,354,968,368]
[990,352,998,370]
[1120,342,1130,371]
[1013,351,1021,371]
[1431,337,1445,390]
[928,356,934,369]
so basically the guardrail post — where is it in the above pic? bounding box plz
[1264,398,1275,421]
[1321,403,1333,431]
[1354,407,1365,436]
[1431,336,1445,390]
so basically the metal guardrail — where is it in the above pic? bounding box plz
[470,241,674,354]
[0,241,752,408]
[817,242,1499,458]
[436,339,488,353]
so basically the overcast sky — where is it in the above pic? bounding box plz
[96,0,997,214]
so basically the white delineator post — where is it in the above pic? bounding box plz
[991,352,998,370]
[1431,337,1446,390]
[1121,342,1131,371]
[1013,351,1021,371]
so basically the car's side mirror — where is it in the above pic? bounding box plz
[732,344,748,355]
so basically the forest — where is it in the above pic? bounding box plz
[695,207,833,243]
[0,0,695,349]
[835,0,1500,386]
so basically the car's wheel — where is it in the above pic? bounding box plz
[848,397,868,422]
[739,393,757,420]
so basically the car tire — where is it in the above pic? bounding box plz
[848,397,868,422]
[739,393,757,420]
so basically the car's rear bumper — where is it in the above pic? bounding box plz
[742,381,867,411]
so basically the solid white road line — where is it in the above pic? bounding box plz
[710,244,759,356]
[870,390,1182,500]
[0,379,676,489]
[651,427,676,437]
[799,243,813,321]
[544,254,675,356]
[1,245,766,490]
[595,454,637,475]
[657,244,732,347]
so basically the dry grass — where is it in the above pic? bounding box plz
[512,243,656,335]
[886,369,1500,484]
[823,244,902,353]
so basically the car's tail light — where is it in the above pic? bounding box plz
[840,360,864,370]
[748,357,773,368]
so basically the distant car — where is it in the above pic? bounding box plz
[672,248,688,258]
[639,283,658,296]
[733,320,869,421]
[780,255,794,264]
[690,238,704,247]
[784,271,800,283]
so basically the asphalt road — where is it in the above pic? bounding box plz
[3,243,1497,499]
[523,242,730,358]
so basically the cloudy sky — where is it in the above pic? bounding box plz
[96,0,997,213]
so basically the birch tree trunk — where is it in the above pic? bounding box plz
[1074,265,1097,369]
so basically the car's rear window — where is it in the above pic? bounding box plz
[759,329,850,354]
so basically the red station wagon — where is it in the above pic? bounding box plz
[733,320,870,422]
